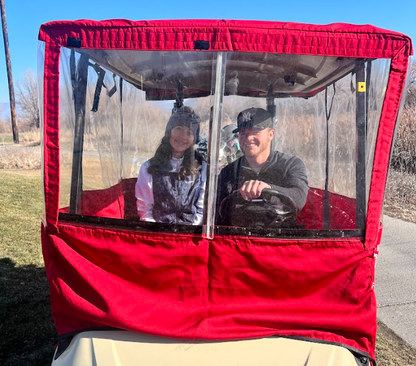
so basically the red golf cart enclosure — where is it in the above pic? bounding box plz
[38,19,413,365]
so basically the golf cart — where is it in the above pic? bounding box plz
[38,19,413,365]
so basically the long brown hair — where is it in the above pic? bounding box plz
[147,133,199,179]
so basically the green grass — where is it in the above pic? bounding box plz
[0,131,41,146]
[0,133,14,144]
[0,171,57,366]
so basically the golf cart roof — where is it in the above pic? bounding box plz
[38,19,413,101]
[77,49,361,99]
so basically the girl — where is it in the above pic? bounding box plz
[135,107,206,225]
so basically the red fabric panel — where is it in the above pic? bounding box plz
[43,40,61,229]
[365,43,412,249]
[297,189,324,229]
[42,223,377,358]
[69,183,357,228]
[122,178,138,219]
[297,188,356,230]
[80,184,124,218]
[329,192,356,229]
[38,20,413,59]
[58,179,136,219]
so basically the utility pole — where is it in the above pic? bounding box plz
[0,0,18,143]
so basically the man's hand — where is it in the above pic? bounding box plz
[240,180,271,200]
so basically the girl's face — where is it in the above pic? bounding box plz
[169,125,195,158]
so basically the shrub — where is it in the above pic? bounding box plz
[0,145,41,169]
[391,109,416,173]
[391,62,416,174]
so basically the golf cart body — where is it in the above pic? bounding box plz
[38,19,413,365]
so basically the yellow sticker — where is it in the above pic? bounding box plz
[358,82,366,92]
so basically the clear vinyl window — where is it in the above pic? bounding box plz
[56,47,390,238]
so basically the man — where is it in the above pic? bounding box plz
[216,107,309,226]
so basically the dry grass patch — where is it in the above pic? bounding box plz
[19,130,41,145]
[0,144,41,169]
[384,169,416,224]
[0,131,41,145]
[391,109,416,174]
[376,321,416,366]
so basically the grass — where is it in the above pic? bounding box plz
[0,171,57,366]
[1,145,416,365]
[0,145,41,170]
[0,131,41,146]
[384,169,416,223]
[0,132,41,170]
[376,322,416,366]
[0,133,14,144]
[0,172,43,265]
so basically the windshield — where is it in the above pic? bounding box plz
[55,48,390,238]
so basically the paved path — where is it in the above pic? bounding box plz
[375,215,416,348]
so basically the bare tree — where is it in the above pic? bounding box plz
[16,69,40,129]
[0,103,10,133]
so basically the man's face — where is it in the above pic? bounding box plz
[239,127,274,159]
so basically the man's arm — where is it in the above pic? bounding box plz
[268,156,309,211]
[238,155,308,210]
[215,163,236,224]
[239,180,271,201]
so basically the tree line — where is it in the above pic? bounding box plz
[0,69,39,133]
[2,63,416,176]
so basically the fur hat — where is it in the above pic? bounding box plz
[165,106,201,142]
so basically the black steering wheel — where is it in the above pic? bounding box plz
[219,188,299,229]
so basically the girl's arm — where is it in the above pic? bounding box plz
[135,161,156,222]
[193,161,207,225]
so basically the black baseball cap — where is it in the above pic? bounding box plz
[233,107,273,133]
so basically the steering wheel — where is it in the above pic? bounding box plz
[219,188,299,229]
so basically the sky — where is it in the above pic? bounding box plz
[0,0,415,104]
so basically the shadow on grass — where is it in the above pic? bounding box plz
[0,258,57,366]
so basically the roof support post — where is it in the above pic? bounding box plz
[203,52,226,240]
[355,61,367,231]
[267,85,276,152]
[69,53,89,214]
[323,87,332,230]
